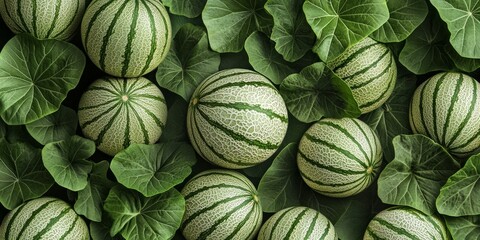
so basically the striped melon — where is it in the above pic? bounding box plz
[0,197,89,240]
[409,72,480,157]
[181,169,263,240]
[327,37,397,114]
[258,206,337,240]
[187,69,288,169]
[0,0,85,40]
[297,117,382,198]
[364,206,449,240]
[81,0,172,77]
[77,76,167,156]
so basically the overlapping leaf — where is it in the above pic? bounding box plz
[0,34,85,125]
[26,105,78,145]
[303,0,389,61]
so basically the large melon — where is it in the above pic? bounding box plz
[409,72,480,157]
[364,206,449,240]
[181,169,263,240]
[0,197,89,240]
[327,37,397,114]
[80,0,171,77]
[0,0,85,40]
[297,117,383,198]
[187,69,288,169]
[258,206,337,240]
[77,76,167,156]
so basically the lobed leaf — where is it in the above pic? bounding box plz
[377,134,460,215]
[0,34,85,125]
[110,142,197,197]
[42,135,94,191]
[279,62,360,123]
[303,0,389,61]
[104,186,185,240]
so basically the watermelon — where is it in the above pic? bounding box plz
[258,206,337,240]
[297,117,382,198]
[0,0,86,40]
[364,206,449,240]
[80,0,172,77]
[77,76,167,156]
[181,169,263,240]
[0,197,89,240]
[327,37,397,114]
[187,69,288,169]
[409,72,480,157]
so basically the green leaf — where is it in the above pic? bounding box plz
[90,220,123,240]
[164,0,207,18]
[156,24,220,101]
[360,71,416,162]
[110,142,197,197]
[302,186,375,240]
[159,96,189,142]
[104,186,185,240]
[264,0,316,62]
[445,44,480,72]
[303,0,389,61]
[0,140,54,209]
[75,161,115,222]
[202,0,273,52]
[279,62,361,123]
[244,31,296,85]
[42,135,94,191]
[257,143,302,212]
[370,0,428,42]
[399,11,454,74]
[430,0,480,58]
[25,105,78,145]
[436,154,480,216]
[377,134,460,215]
[445,216,480,240]
[0,34,86,125]
[0,119,5,139]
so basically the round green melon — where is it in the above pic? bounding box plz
[364,206,449,240]
[409,72,480,157]
[181,169,263,240]
[297,117,382,198]
[327,37,397,114]
[0,0,85,40]
[0,197,89,240]
[258,206,337,240]
[77,76,167,156]
[80,0,172,77]
[187,69,288,169]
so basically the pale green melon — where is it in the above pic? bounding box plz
[0,0,85,40]
[297,117,382,198]
[364,206,449,240]
[187,68,288,169]
[181,169,263,240]
[327,37,397,114]
[409,72,480,157]
[77,76,167,156]
[80,0,172,77]
[258,206,337,240]
[0,197,89,240]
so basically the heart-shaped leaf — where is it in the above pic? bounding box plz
[304,0,389,61]
[0,34,85,125]
[42,135,94,191]
[0,140,54,209]
[104,186,185,240]
[279,62,360,123]
[377,134,460,215]
[110,142,197,197]
[26,105,78,145]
